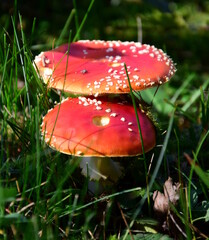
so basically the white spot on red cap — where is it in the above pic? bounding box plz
[110,113,117,117]
[106,47,113,52]
[105,108,111,113]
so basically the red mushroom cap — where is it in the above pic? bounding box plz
[34,40,176,95]
[41,96,156,157]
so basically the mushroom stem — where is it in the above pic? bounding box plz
[79,157,124,183]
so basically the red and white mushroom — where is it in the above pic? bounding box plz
[41,96,156,181]
[34,40,176,95]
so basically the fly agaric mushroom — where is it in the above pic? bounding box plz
[41,96,156,182]
[34,40,176,95]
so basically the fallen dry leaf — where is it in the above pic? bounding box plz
[153,177,180,215]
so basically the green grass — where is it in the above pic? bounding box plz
[1,0,209,239]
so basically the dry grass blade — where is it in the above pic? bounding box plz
[117,202,134,240]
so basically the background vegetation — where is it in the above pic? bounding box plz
[0,0,209,239]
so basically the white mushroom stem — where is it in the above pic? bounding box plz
[79,157,124,183]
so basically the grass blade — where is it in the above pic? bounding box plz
[59,187,142,218]
[124,63,151,213]
[123,108,175,239]
[11,16,31,116]
[73,0,80,40]
[184,153,209,188]
[56,9,75,46]
[73,0,95,42]
[124,64,146,162]
[170,73,195,103]
[182,79,209,112]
